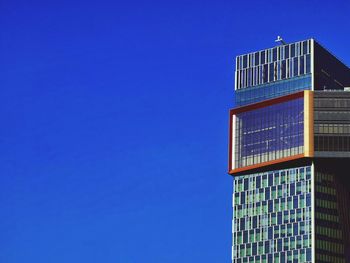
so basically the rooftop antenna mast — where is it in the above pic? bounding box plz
[275,36,287,45]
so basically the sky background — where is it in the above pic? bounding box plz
[1,0,349,262]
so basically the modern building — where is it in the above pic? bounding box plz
[229,38,350,263]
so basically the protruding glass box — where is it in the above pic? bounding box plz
[229,91,314,174]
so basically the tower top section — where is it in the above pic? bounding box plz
[234,39,350,106]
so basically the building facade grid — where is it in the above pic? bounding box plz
[232,166,312,263]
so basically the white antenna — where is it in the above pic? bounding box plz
[275,36,286,45]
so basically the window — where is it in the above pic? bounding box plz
[285,45,290,59]
[293,57,299,77]
[243,55,247,68]
[261,51,265,64]
[273,48,277,62]
[269,63,274,82]
[305,54,311,73]
[291,44,295,57]
[281,60,286,79]
[300,56,304,75]
[302,41,308,55]
[255,52,259,66]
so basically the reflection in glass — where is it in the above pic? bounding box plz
[234,97,304,169]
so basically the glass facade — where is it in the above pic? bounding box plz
[236,40,311,89]
[232,166,312,263]
[314,124,350,152]
[314,92,350,153]
[235,40,312,106]
[233,97,304,170]
[315,171,348,262]
[235,74,311,106]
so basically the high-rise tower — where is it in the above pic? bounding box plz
[229,39,350,263]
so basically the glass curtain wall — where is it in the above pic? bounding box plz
[233,166,312,263]
[314,92,350,153]
[235,40,312,106]
[233,97,304,170]
[315,171,349,262]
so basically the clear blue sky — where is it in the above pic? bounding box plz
[1,0,349,262]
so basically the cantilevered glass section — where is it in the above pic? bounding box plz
[230,93,305,172]
[235,40,312,106]
[232,166,312,263]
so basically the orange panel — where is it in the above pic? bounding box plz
[304,91,314,157]
[229,154,305,175]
